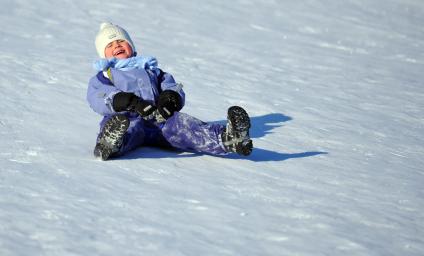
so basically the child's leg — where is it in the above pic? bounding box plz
[114,116,147,156]
[161,112,227,155]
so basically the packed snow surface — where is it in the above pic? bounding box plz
[1,0,423,255]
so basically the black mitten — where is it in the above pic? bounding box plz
[157,90,182,119]
[113,92,137,112]
[132,100,157,117]
[113,92,156,117]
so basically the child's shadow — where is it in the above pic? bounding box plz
[122,112,327,162]
[250,113,293,138]
[222,113,327,162]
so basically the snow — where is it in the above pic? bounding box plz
[1,0,424,255]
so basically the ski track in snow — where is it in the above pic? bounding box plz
[1,0,424,255]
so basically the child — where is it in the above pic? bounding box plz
[87,22,253,160]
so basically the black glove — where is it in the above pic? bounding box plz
[157,90,182,119]
[113,92,156,117]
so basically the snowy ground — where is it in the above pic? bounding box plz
[1,0,424,255]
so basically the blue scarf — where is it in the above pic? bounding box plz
[93,55,160,75]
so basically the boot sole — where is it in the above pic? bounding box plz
[227,106,251,132]
[94,115,129,160]
[227,106,253,156]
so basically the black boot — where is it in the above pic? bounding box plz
[94,115,129,160]
[221,106,253,156]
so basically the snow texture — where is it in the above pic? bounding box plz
[1,0,423,255]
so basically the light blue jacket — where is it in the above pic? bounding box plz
[87,68,185,116]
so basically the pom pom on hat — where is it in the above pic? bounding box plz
[95,22,136,58]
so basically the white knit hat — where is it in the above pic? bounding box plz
[95,22,136,58]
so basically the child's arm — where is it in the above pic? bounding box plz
[87,75,121,116]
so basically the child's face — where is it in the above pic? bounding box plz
[104,39,133,59]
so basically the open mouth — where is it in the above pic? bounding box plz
[113,49,125,56]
